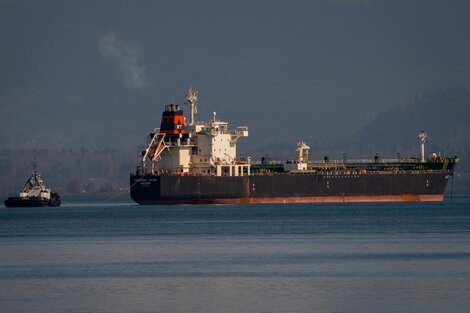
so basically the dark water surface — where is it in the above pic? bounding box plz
[1,195,470,313]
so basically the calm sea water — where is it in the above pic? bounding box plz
[1,195,470,313]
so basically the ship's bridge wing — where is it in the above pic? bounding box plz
[230,126,248,145]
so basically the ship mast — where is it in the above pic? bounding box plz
[419,130,427,162]
[185,85,198,126]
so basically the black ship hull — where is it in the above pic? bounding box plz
[130,172,450,205]
[4,195,61,208]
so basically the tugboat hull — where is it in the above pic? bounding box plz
[4,194,61,208]
[5,197,51,207]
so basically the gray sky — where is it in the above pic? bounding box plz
[1,0,469,150]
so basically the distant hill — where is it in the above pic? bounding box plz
[341,87,470,191]
[260,87,470,161]
[348,87,470,155]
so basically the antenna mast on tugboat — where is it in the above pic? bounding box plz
[32,151,38,177]
[185,84,198,126]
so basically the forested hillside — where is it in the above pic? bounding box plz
[1,88,469,197]
[0,148,137,197]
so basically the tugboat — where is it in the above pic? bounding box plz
[4,163,61,207]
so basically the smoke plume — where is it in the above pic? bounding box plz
[98,31,148,89]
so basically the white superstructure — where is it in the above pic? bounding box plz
[19,167,52,200]
[283,142,310,172]
[141,87,249,176]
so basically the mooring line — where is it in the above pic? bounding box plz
[98,175,146,203]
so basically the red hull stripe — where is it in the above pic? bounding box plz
[136,194,444,205]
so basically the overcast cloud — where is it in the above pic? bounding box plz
[0,0,469,149]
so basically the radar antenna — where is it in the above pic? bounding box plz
[185,85,198,126]
[419,130,427,162]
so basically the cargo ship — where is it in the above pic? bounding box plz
[130,87,458,205]
[4,163,61,207]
